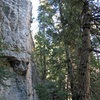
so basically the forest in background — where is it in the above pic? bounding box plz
[33,0,100,100]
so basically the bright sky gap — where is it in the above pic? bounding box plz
[30,0,39,36]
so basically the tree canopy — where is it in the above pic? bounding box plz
[34,0,100,100]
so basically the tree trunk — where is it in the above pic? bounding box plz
[58,0,77,99]
[78,1,91,100]
[42,31,46,81]
[64,45,76,100]
[42,51,46,80]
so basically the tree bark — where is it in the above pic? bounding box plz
[78,1,91,100]
[64,45,76,100]
[42,30,46,81]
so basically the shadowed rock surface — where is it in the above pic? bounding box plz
[0,0,40,100]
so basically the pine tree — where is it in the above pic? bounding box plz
[34,0,100,100]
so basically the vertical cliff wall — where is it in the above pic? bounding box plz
[0,0,39,100]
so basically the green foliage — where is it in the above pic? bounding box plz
[0,34,8,51]
[34,0,100,99]
[35,83,51,100]
[90,53,100,100]
[0,65,10,86]
[15,47,21,52]
[0,33,10,85]
[2,7,6,13]
[35,81,69,100]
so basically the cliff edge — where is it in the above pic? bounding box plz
[0,0,39,100]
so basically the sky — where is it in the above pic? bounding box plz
[30,0,39,36]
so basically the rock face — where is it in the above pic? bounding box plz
[0,0,40,100]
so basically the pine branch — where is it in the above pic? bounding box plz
[90,48,100,53]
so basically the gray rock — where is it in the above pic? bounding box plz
[0,0,40,100]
